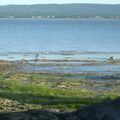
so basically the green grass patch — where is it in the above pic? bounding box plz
[0,72,119,110]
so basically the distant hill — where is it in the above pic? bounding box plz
[0,4,120,18]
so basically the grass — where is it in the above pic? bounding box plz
[0,72,119,111]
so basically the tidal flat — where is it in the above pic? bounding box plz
[0,53,120,112]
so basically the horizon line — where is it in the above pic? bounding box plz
[0,3,120,6]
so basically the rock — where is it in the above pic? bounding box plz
[0,98,35,112]
[71,97,120,120]
[108,56,115,61]
[46,108,61,112]
[0,109,59,120]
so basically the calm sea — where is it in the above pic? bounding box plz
[1,18,120,75]
[0,19,120,53]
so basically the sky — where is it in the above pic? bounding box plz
[0,0,119,5]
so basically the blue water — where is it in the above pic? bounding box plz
[1,18,120,77]
[19,64,120,73]
[0,19,120,53]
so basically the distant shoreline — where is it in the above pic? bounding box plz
[0,4,119,19]
[0,17,120,20]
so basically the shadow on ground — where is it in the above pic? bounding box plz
[0,97,120,120]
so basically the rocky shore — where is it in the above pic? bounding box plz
[0,59,120,119]
[0,97,120,120]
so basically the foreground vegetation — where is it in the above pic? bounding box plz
[0,71,119,112]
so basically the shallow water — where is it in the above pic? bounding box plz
[16,62,120,81]
[17,63,120,73]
